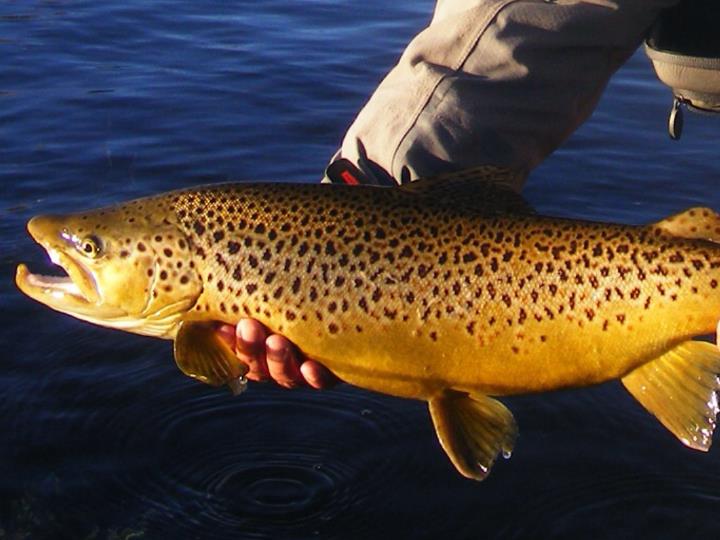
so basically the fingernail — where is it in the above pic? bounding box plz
[265,336,287,362]
[237,319,254,342]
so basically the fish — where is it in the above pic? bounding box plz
[15,166,720,480]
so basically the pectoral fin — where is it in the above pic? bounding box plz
[429,391,517,481]
[174,321,249,395]
[652,207,720,242]
[622,341,720,451]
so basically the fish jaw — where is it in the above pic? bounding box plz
[26,214,102,304]
[15,262,126,322]
[16,214,128,322]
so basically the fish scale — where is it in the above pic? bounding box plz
[169,182,720,397]
[16,167,720,480]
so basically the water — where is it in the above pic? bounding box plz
[2,1,720,538]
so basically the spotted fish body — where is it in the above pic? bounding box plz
[16,168,720,480]
[175,184,720,394]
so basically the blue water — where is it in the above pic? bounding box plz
[2,1,720,538]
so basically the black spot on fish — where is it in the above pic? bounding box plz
[400,246,413,258]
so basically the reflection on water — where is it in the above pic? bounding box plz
[2,0,720,538]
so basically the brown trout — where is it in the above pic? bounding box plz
[15,167,720,480]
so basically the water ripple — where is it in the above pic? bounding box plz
[88,384,421,538]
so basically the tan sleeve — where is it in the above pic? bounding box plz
[335,0,681,189]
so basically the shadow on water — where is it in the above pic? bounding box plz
[2,0,720,539]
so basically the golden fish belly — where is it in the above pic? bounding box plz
[173,183,720,399]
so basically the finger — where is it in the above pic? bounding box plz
[215,323,236,349]
[235,319,271,381]
[300,360,341,390]
[265,334,304,388]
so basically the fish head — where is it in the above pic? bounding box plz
[16,200,203,338]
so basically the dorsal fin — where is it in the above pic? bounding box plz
[652,207,720,242]
[400,166,533,215]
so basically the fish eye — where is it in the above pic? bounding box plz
[79,235,103,258]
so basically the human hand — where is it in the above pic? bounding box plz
[216,319,339,389]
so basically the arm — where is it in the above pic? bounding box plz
[335,0,681,188]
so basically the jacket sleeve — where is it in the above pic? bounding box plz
[334,0,681,189]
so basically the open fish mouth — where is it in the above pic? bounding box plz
[16,250,101,312]
[15,216,120,318]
